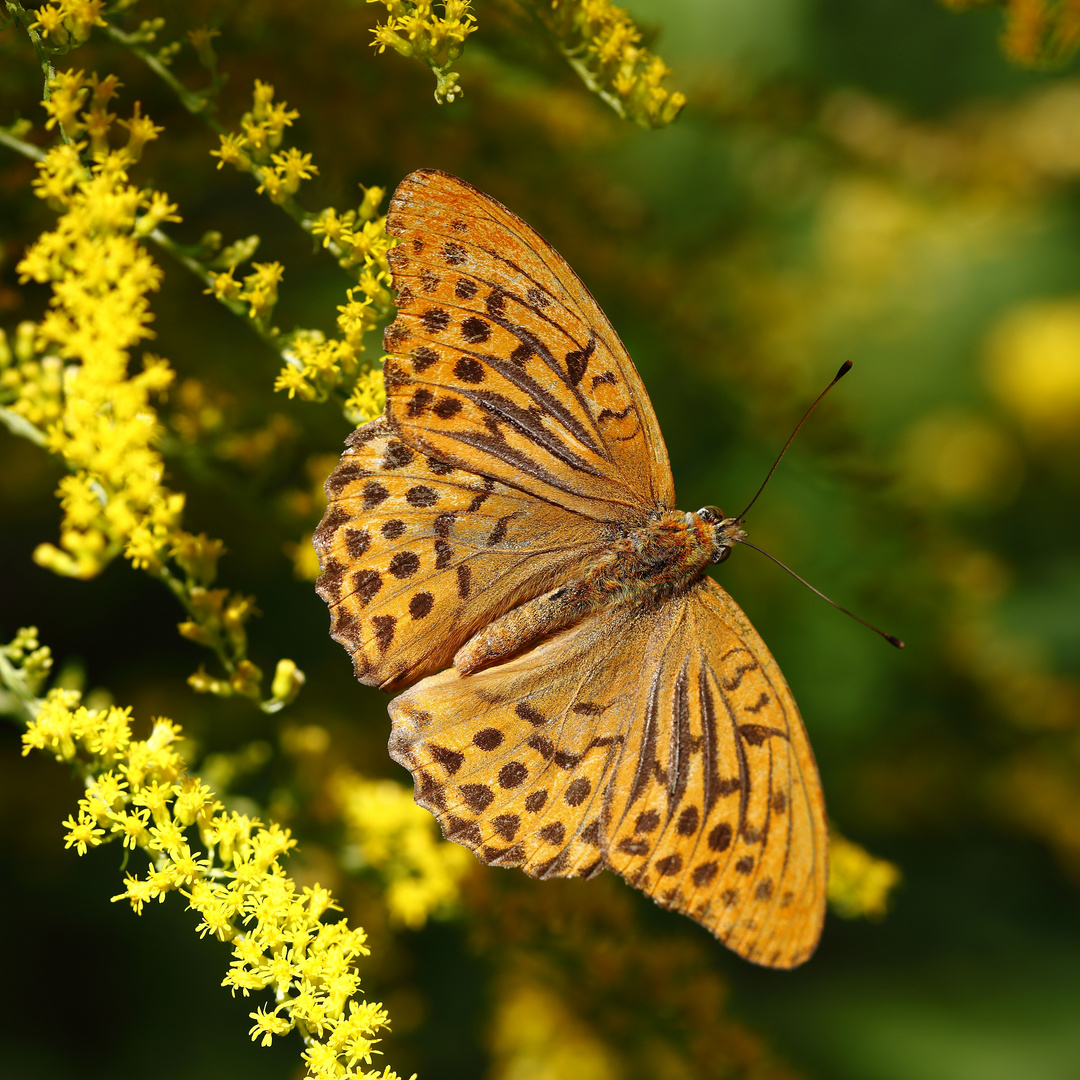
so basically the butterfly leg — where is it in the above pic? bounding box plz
[454,582,594,675]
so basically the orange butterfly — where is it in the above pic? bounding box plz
[315,169,827,968]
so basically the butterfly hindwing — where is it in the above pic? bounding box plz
[603,578,826,968]
[388,607,639,882]
[387,576,827,968]
[315,418,610,689]
[382,169,675,524]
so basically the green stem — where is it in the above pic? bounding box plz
[6,0,73,145]
[559,47,627,121]
[0,127,45,161]
[103,22,225,131]
[0,648,41,726]
[149,562,241,681]
[0,405,47,446]
[146,226,280,348]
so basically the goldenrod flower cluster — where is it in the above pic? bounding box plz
[1,72,305,711]
[7,73,183,579]
[368,1,478,103]
[0,627,54,711]
[532,0,686,128]
[11,631,405,1080]
[331,769,473,929]
[942,0,1080,66]
[211,81,390,424]
[827,833,902,919]
[210,79,301,184]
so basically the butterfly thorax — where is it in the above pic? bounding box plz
[582,510,743,604]
[454,509,745,675]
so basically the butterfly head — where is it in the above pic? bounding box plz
[695,505,745,565]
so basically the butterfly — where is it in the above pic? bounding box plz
[314,169,827,968]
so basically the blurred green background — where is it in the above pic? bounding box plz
[3,1,1080,1078]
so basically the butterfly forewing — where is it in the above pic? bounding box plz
[382,169,675,523]
[387,578,827,968]
[316,418,611,689]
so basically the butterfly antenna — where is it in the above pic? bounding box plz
[737,539,904,648]
[735,360,853,523]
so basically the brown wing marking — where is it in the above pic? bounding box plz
[315,417,609,689]
[382,168,675,523]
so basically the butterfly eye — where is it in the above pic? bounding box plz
[698,505,723,523]
[715,545,733,564]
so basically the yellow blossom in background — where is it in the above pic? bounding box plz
[282,452,342,581]
[330,769,473,928]
[898,410,1024,506]
[984,298,1080,438]
[4,628,406,1080]
[10,76,183,579]
[827,833,902,920]
[489,976,618,1080]
[528,0,686,128]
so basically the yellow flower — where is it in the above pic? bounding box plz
[30,4,69,42]
[368,0,477,101]
[41,71,89,137]
[827,833,902,919]
[118,102,165,162]
[331,769,473,928]
[62,810,106,854]
[249,1005,291,1047]
[205,267,243,302]
[211,132,252,171]
[240,261,284,320]
[241,118,273,160]
[255,168,289,204]
[270,147,319,194]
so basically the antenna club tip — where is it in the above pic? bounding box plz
[886,635,905,649]
[835,360,853,380]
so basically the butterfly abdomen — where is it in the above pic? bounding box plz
[453,510,719,675]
